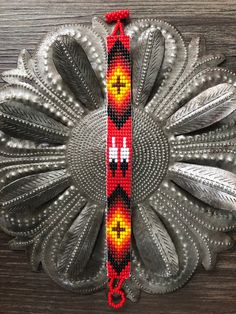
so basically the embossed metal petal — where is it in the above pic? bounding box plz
[127,19,188,115]
[150,181,235,270]
[0,100,69,143]
[0,169,70,210]
[132,199,200,294]
[57,204,104,277]
[132,27,164,107]
[52,35,103,110]
[133,203,179,277]
[165,83,236,134]
[169,163,236,211]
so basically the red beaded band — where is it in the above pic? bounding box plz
[105,10,129,23]
[105,10,132,309]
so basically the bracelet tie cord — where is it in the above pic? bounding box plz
[105,10,132,309]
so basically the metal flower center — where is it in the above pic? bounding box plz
[67,107,169,204]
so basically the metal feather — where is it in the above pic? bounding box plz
[58,204,104,277]
[0,161,65,192]
[162,179,236,232]
[153,182,235,270]
[0,169,70,210]
[0,187,74,237]
[132,201,200,294]
[42,195,107,293]
[133,19,188,115]
[52,35,103,110]
[132,27,164,107]
[169,162,236,211]
[153,53,226,123]
[27,189,86,271]
[158,68,236,121]
[0,101,69,143]
[133,204,179,277]
[165,83,236,134]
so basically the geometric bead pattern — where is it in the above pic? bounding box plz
[106,34,132,280]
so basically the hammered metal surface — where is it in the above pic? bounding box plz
[0,15,236,303]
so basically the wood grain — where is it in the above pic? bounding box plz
[0,0,236,313]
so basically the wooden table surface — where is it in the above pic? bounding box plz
[0,1,236,313]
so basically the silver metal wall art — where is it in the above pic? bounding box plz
[0,15,236,303]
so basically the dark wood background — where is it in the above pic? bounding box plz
[1,1,236,313]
